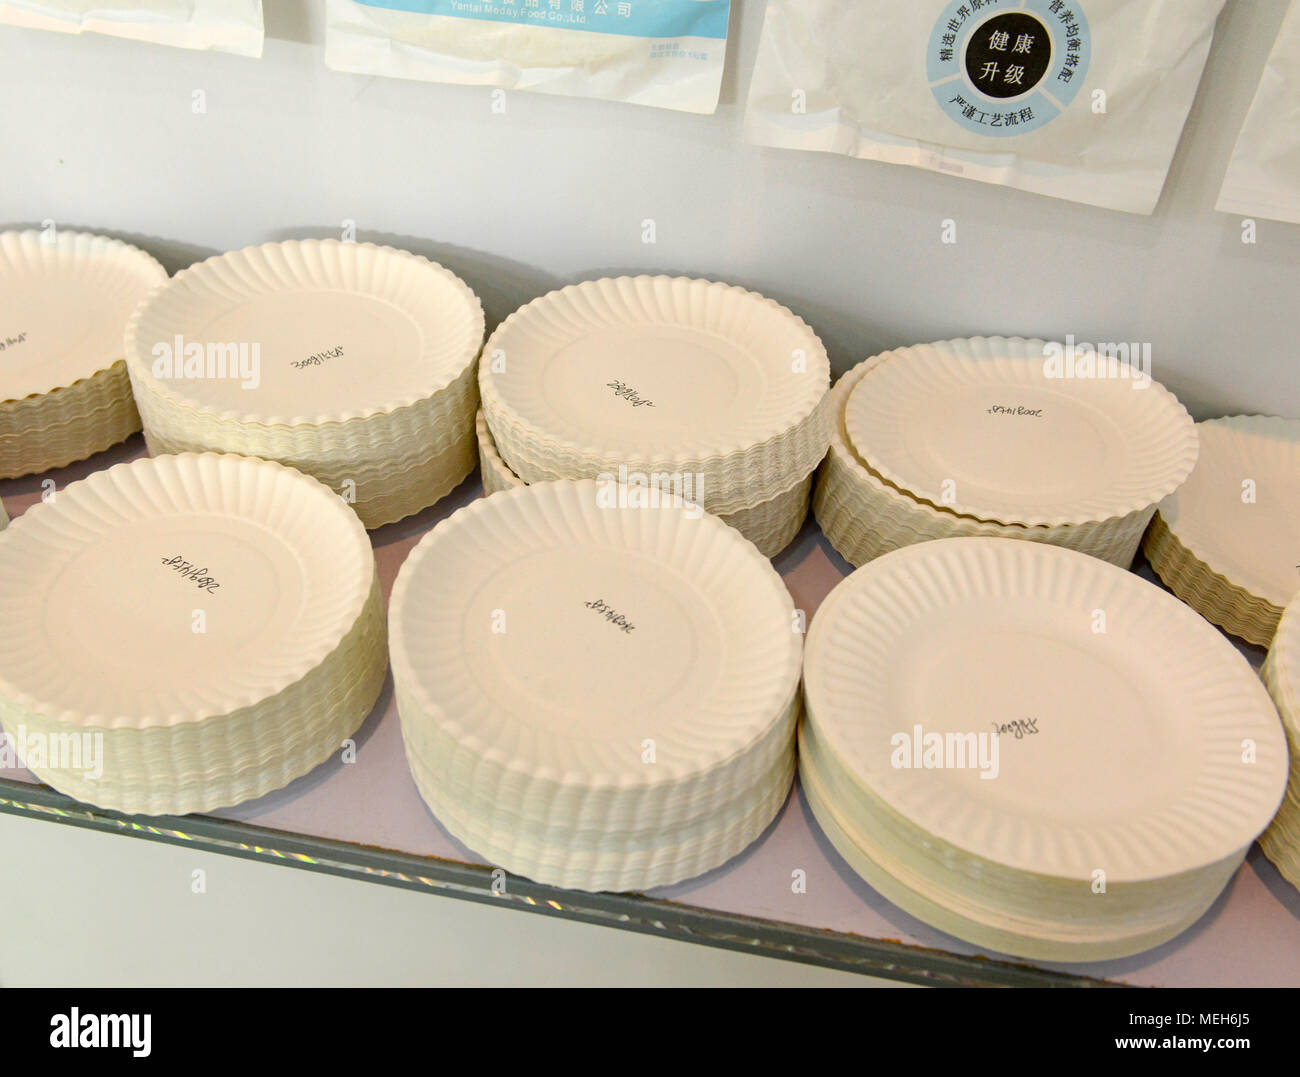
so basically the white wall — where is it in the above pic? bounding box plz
[1,0,1297,420]
[0,813,891,987]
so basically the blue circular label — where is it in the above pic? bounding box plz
[927,0,1092,137]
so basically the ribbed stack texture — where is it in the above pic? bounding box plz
[1261,596,1300,890]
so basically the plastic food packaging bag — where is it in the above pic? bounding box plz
[0,1,263,56]
[324,0,731,114]
[744,0,1227,214]
[1218,1,1300,225]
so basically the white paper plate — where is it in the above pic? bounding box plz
[139,401,480,531]
[401,676,799,839]
[0,452,375,727]
[803,537,1288,884]
[5,574,388,815]
[1156,416,1300,611]
[475,408,812,559]
[124,239,483,427]
[411,753,795,893]
[798,725,1236,962]
[403,718,795,892]
[814,350,1155,571]
[478,277,832,513]
[844,338,1198,527]
[390,479,802,821]
[0,230,166,403]
[1262,596,1300,891]
[1268,597,1300,732]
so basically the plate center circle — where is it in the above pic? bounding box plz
[42,517,303,712]
[539,326,761,441]
[0,276,118,395]
[894,614,1185,823]
[468,545,717,737]
[161,289,424,417]
[903,384,1123,507]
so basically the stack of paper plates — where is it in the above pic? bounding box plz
[801,538,1288,962]
[1144,416,1300,646]
[0,230,166,477]
[477,277,833,557]
[1262,595,1300,891]
[815,339,1198,569]
[390,479,802,891]
[0,453,387,816]
[124,240,485,529]
[475,409,813,559]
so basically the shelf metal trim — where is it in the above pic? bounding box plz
[0,776,1119,988]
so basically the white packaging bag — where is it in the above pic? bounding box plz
[1218,2,1300,225]
[0,1,263,56]
[324,0,731,114]
[745,0,1226,214]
